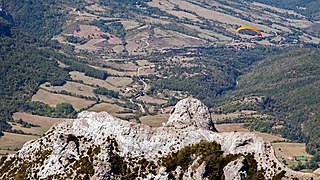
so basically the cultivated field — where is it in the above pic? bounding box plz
[0,132,39,152]
[149,0,276,33]
[88,102,125,116]
[212,110,266,121]
[138,66,156,76]
[137,95,167,104]
[86,4,106,12]
[69,71,119,91]
[272,142,313,167]
[74,25,122,45]
[32,89,95,110]
[56,24,123,52]
[90,65,137,76]
[41,81,95,97]
[212,112,244,121]
[76,38,106,51]
[272,143,313,159]
[121,20,141,30]
[12,112,66,135]
[136,60,154,67]
[215,123,285,142]
[105,77,133,87]
[105,61,138,71]
[0,150,16,155]
[140,114,170,127]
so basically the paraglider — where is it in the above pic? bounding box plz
[236,26,262,37]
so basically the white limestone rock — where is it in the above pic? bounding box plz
[165,97,216,131]
[223,156,247,180]
[0,98,317,180]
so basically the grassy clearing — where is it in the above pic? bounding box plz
[152,28,205,48]
[70,71,119,91]
[272,142,313,167]
[215,123,285,142]
[86,4,106,12]
[138,66,156,76]
[215,123,250,132]
[126,40,141,55]
[96,95,119,103]
[105,77,133,87]
[59,24,122,51]
[211,110,265,121]
[121,20,140,30]
[105,61,138,71]
[88,102,125,116]
[41,81,95,97]
[0,150,16,155]
[136,60,154,67]
[272,143,313,158]
[90,65,137,76]
[75,38,106,51]
[168,9,201,22]
[254,131,286,142]
[9,122,45,136]
[12,112,65,135]
[32,89,95,111]
[112,45,126,53]
[137,95,167,104]
[0,132,39,151]
[140,114,169,127]
[212,112,243,121]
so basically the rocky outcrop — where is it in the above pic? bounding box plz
[223,157,247,180]
[0,97,318,179]
[165,97,217,131]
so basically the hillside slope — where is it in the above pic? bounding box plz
[247,0,320,20]
[227,48,320,154]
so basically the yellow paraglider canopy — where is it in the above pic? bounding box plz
[236,26,263,37]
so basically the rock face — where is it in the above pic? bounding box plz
[223,157,247,180]
[0,98,317,179]
[165,97,217,131]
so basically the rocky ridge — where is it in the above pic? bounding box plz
[0,97,317,179]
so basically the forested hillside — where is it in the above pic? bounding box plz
[3,0,84,39]
[0,0,110,136]
[0,25,68,135]
[228,48,320,154]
